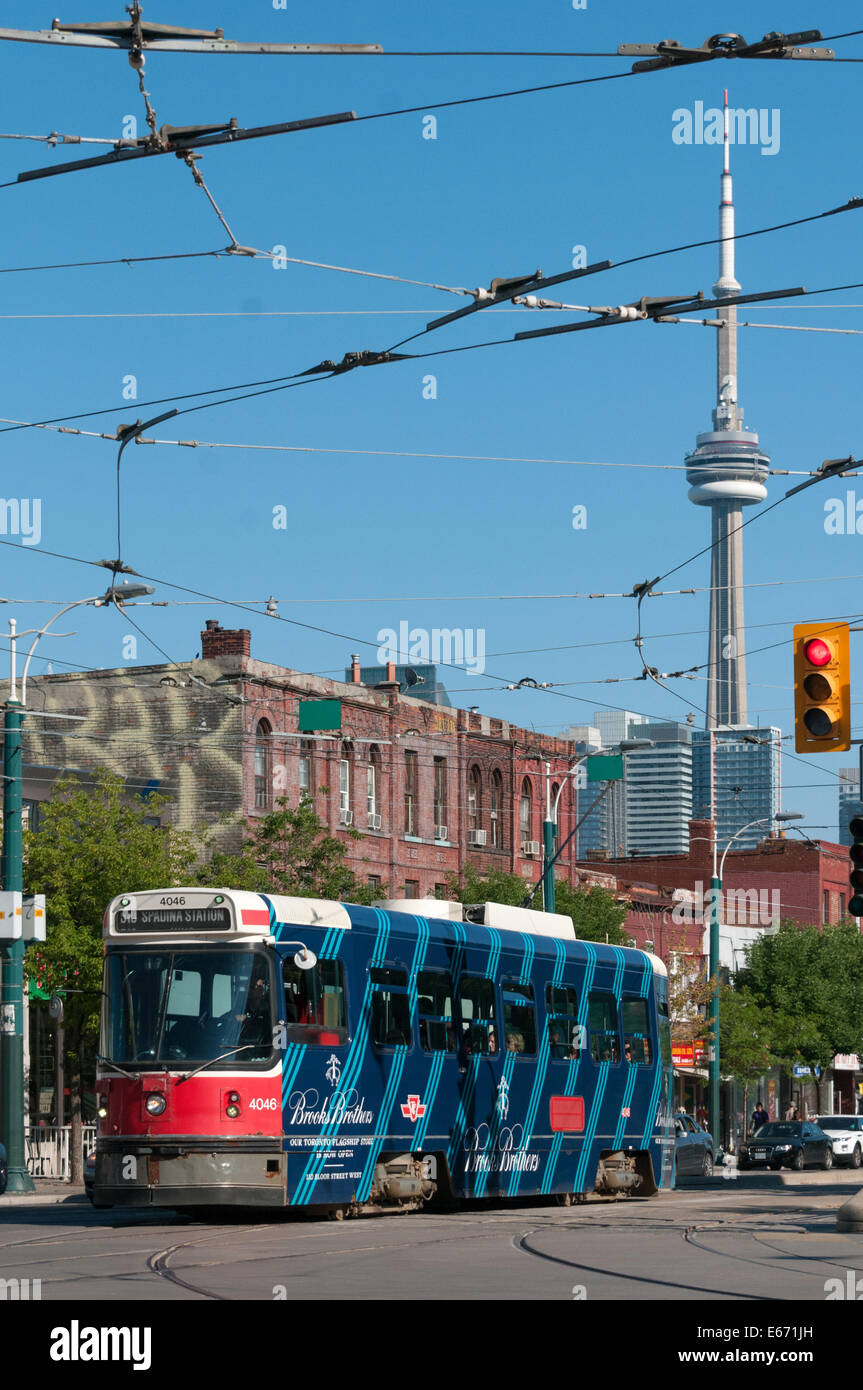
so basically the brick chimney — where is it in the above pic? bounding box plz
[688,818,714,868]
[201,619,250,660]
[350,653,362,684]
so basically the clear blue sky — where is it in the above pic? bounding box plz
[2,1,861,836]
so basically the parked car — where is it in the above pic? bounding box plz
[0,1141,7,1195]
[84,1149,96,1202]
[815,1115,863,1168]
[738,1120,833,1171]
[673,1113,716,1177]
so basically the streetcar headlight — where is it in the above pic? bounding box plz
[97,1097,108,1118]
[225,1090,241,1119]
[144,1092,167,1116]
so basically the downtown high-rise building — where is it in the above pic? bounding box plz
[838,767,863,847]
[691,728,781,851]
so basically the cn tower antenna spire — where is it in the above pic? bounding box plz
[685,90,769,731]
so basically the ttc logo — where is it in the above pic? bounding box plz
[401,1094,427,1122]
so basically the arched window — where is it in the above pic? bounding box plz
[520,778,533,847]
[468,766,482,836]
[490,769,504,848]
[404,750,418,835]
[254,720,272,809]
[339,744,352,825]
[434,757,447,839]
[367,745,381,827]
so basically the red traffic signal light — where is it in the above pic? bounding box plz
[793,622,851,753]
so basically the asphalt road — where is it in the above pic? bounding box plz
[2,1173,862,1302]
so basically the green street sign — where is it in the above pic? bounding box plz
[587,754,624,782]
[298,699,342,732]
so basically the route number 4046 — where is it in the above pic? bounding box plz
[248,1097,279,1111]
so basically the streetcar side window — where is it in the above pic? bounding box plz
[459,976,498,1055]
[546,984,582,1060]
[371,966,411,1049]
[588,992,620,1064]
[501,981,536,1055]
[417,969,456,1052]
[658,998,672,1066]
[622,997,652,1064]
[283,959,348,1045]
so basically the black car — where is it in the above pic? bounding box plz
[673,1113,716,1177]
[0,1141,7,1195]
[738,1120,833,1171]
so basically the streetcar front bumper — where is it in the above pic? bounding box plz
[93,1138,287,1208]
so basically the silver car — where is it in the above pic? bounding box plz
[816,1115,863,1168]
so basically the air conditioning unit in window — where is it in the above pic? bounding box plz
[339,809,353,827]
[435,825,448,841]
[522,840,540,856]
[367,812,382,830]
[468,828,487,846]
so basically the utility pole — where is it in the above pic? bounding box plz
[0,585,153,1189]
[0,621,34,1191]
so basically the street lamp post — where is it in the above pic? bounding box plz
[707,810,803,1154]
[0,583,153,1192]
[541,739,654,912]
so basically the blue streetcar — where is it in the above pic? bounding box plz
[94,889,674,1211]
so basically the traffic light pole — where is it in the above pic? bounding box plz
[0,697,34,1192]
[708,865,721,1154]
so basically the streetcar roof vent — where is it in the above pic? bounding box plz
[465,901,576,940]
[373,897,464,921]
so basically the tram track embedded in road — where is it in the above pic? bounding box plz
[513,1225,773,1299]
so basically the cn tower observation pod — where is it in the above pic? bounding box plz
[686,429,769,506]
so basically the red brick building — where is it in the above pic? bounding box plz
[12,621,611,902]
[595,818,854,956]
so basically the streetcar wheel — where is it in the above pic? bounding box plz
[555,1192,573,1207]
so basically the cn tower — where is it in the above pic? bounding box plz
[685,91,769,729]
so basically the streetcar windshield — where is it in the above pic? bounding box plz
[104,949,275,1066]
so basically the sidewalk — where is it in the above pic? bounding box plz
[1,1180,87,1208]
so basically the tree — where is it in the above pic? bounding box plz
[24,771,199,1181]
[736,920,863,1110]
[553,881,629,946]
[195,796,375,904]
[445,866,629,946]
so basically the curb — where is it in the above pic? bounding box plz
[0,1191,88,1208]
[677,1169,861,1189]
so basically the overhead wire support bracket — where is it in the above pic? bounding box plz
[14,109,358,183]
[513,291,702,342]
[514,285,805,343]
[425,260,613,333]
[300,350,414,376]
[618,30,833,73]
[784,455,859,499]
[0,12,382,56]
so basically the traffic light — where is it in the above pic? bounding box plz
[849,816,863,918]
[793,621,851,753]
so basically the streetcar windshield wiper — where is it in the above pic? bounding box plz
[175,1044,257,1085]
[95,1055,138,1081]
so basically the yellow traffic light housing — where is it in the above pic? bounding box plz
[793,621,850,753]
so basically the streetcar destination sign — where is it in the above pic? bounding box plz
[114,907,232,932]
